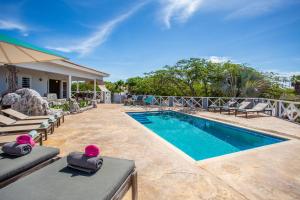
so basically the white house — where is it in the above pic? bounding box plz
[0,60,109,99]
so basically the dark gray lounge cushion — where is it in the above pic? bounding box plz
[0,157,135,200]
[0,146,59,182]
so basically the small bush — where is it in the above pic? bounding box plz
[50,102,70,111]
[79,100,89,108]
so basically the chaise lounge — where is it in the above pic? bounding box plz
[1,108,64,127]
[133,95,144,106]
[0,156,137,200]
[208,100,236,112]
[235,102,273,118]
[0,124,53,141]
[220,101,251,115]
[0,146,59,188]
[0,114,52,127]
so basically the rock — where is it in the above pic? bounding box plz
[69,98,80,113]
[48,108,64,117]
[91,100,97,108]
[64,111,70,115]
[1,93,21,106]
[1,88,50,116]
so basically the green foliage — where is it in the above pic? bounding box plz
[71,82,100,92]
[50,102,70,111]
[105,80,125,94]
[291,75,300,84]
[50,100,90,111]
[107,58,297,99]
[78,100,89,108]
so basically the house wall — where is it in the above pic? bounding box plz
[0,62,105,99]
[0,65,69,97]
[16,67,68,97]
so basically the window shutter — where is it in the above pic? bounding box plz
[22,77,31,88]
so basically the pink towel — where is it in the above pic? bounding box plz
[16,134,35,147]
[85,144,100,157]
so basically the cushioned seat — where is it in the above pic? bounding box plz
[0,146,59,182]
[0,157,135,200]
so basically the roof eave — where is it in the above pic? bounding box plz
[50,60,110,77]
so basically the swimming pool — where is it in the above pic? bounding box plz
[127,111,286,161]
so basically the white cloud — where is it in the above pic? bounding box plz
[48,2,145,56]
[159,0,203,28]
[208,56,230,63]
[158,0,295,27]
[225,0,286,20]
[0,19,28,36]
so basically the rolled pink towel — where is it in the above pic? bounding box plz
[85,144,100,157]
[16,134,35,147]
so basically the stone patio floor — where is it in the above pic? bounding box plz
[1,104,300,199]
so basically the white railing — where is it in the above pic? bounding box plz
[131,95,300,123]
[71,91,102,100]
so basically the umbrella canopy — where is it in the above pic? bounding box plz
[0,34,65,64]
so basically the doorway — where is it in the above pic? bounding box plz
[49,79,61,98]
[62,81,67,98]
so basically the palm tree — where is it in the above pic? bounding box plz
[291,75,300,94]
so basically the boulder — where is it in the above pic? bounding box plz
[1,93,21,106]
[2,88,50,116]
[91,100,97,108]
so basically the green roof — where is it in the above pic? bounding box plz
[0,34,67,59]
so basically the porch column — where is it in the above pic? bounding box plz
[93,79,96,99]
[76,81,79,93]
[68,75,72,99]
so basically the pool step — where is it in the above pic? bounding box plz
[132,115,152,124]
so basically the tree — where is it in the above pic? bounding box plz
[107,57,293,99]
[105,81,124,94]
[71,82,100,92]
[291,75,300,95]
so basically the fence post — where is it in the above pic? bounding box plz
[203,97,208,110]
[277,101,281,117]
[168,96,174,107]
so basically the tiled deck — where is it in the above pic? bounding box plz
[2,104,300,199]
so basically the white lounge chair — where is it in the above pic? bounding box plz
[235,102,272,118]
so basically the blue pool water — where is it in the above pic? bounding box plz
[127,111,286,161]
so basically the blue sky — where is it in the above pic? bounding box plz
[1,0,300,81]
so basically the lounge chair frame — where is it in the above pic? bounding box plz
[32,134,43,146]
[235,109,272,118]
[111,169,138,200]
[220,101,252,115]
[0,157,59,189]
[208,100,237,112]
[0,114,54,127]
[0,125,53,140]
[235,102,273,118]
[1,109,64,126]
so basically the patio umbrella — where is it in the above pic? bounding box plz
[0,34,65,92]
[0,34,65,64]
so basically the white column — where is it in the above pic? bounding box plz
[93,79,96,99]
[76,81,79,93]
[68,75,72,99]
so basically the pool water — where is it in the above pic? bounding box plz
[127,111,286,161]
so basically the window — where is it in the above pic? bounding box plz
[22,77,31,88]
